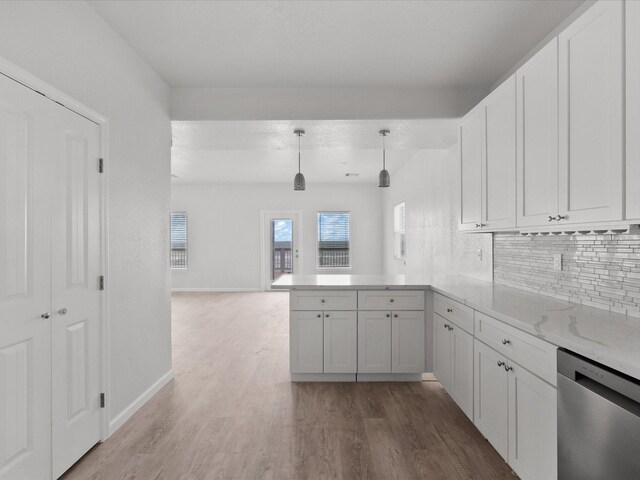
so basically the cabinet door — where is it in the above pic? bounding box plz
[391,311,425,373]
[474,340,509,460]
[508,364,557,480]
[482,75,517,230]
[517,39,559,227]
[357,311,391,373]
[450,325,474,421]
[558,0,624,224]
[459,105,483,231]
[323,311,357,373]
[433,317,452,391]
[627,0,640,220]
[290,311,323,373]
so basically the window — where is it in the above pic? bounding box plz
[170,212,188,269]
[317,212,351,268]
[394,202,406,260]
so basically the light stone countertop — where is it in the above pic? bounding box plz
[272,274,640,381]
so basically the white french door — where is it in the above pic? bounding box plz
[262,211,302,290]
[0,72,102,480]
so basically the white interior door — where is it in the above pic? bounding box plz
[51,108,102,478]
[263,211,301,290]
[0,72,54,480]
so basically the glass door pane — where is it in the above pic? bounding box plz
[271,218,293,281]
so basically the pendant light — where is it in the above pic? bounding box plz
[293,128,306,191]
[378,129,390,188]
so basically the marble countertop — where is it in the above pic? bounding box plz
[273,274,640,381]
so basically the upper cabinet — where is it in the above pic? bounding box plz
[627,0,640,220]
[516,39,559,228]
[461,0,629,232]
[459,77,517,232]
[482,76,517,230]
[459,105,483,231]
[558,0,624,225]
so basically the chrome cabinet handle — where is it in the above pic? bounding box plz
[58,308,68,316]
[502,339,510,345]
[448,325,453,331]
[497,361,505,367]
[41,312,51,319]
[504,365,513,372]
[446,308,453,313]
[547,215,555,222]
[555,215,566,221]
[443,322,448,328]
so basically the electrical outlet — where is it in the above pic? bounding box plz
[553,253,562,271]
[477,249,483,261]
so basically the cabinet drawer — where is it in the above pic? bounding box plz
[290,291,357,311]
[475,311,557,385]
[358,290,424,311]
[434,293,474,334]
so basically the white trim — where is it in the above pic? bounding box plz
[108,370,174,435]
[356,373,422,382]
[0,55,112,442]
[171,287,262,292]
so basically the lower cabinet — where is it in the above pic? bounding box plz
[474,339,557,480]
[290,310,324,373]
[357,311,392,373]
[434,314,474,419]
[323,311,357,373]
[391,311,425,373]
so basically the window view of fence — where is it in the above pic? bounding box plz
[317,212,351,268]
[170,212,187,269]
[272,219,293,280]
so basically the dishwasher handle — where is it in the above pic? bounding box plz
[558,349,640,410]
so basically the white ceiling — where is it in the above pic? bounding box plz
[89,0,583,89]
[171,119,457,184]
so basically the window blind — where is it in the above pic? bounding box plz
[317,212,351,268]
[170,212,187,269]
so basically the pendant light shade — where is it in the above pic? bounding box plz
[293,128,306,191]
[378,129,390,188]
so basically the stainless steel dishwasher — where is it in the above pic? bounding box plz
[558,349,640,480]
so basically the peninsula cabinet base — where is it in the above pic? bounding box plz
[290,373,422,382]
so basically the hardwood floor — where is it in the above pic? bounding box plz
[62,292,515,480]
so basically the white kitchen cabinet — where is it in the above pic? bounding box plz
[627,0,640,220]
[392,311,425,373]
[516,39,560,228]
[474,339,509,460]
[482,75,517,230]
[459,104,483,231]
[433,317,452,391]
[357,311,392,373]
[508,363,558,480]
[450,325,474,420]
[290,311,324,373]
[558,0,624,225]
[323,311,357,373]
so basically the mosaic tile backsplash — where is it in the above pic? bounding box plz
[493,233,640,318]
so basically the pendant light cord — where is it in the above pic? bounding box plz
[298,132,301,174]
[382,133,386,170]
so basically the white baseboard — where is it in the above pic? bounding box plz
[108,369,174,436]
[171,287,261,292]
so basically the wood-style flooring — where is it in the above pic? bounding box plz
[62,292,516,480]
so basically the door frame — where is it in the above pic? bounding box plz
[260,210,303,291]
[0,56,111,441]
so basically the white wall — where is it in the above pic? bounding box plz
[171,183,383,290]
[382,146,493,281]
[0,1,172,432]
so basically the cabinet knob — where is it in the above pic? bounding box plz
[389,298,395,303]
[317,314,321,318]
[40,312,51,320]
[502,339,510,345]
[387,314,391,318]
[58,308,68,316]
[446,308,453,313]
[325,314,329,318]
[394,314,398,318]
[443,322,448,328]
[321,299,325,303]
[555,215,566,221]
[504,365,513,372]
[548,215,555,222]
[497,360,505,368]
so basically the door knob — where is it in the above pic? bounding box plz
[58,308,68,316]
[41,312,51,319]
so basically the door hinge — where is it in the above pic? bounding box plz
[98,158,104,173]
[100,393,105,408]
[99,275,105,291]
